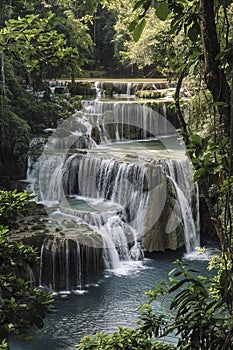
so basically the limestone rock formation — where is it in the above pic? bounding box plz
[40,224,105,291]
[143,176,184,252]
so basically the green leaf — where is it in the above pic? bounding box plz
[156,2,170,21]
[220,136,229,146]
[139,303,151,310]
[214,101,226,108]
[170,18,183,35]
[132,18,146,42]
[128,19,138,33]
[211,164,222,175]
[215,51,226,60]
[168,279,188,293]
[194,167,206,178]
[192,157,200,165]
[203,152,212,166]
[133,0,144,11]
[190,134,202,146]
[213,313,225,320]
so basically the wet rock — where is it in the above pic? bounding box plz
[143,173,184,252]
[40,225,105,291]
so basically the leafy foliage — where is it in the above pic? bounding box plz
[0,190,53,345]
[77,255,233,350]
[0,0,98,184]
[0,339,8,350]
[0,190,35,228]
[0,12,79,75]
[76,326,175,350]
[0,225,53,345]
[188,133,228,184]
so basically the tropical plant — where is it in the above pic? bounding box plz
[76,254,233,349]
[0,190,35,228]
[147,255,233,349]
[0,225,53,347]
[0,11,79,78]
[0,190,53,347]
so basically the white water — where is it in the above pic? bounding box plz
[82,100,177,141]
[26,86,200,292]
[159,158,200,252]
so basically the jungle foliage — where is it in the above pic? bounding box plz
[0,191,53,349]
[0,0,95,183]
[0,190,35,228]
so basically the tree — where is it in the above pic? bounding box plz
[200,0,231,136]
[56,11,94,82]
[0,2,94,184]
[0,11,79,79]
[122,0,232,133]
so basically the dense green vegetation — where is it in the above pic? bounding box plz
[0,0,233,348]
[0,0,96,185]
[0,191,53,348]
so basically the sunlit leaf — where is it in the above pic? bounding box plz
[132,18,146,42]
[156,1,170,21]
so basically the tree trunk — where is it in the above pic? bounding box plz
[200,0,231,135]
[71,65,75,84]
[174,68,190,147]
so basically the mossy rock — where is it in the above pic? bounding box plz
[68,82,96,96]
[22,233,47,251]
[135,90,167,99]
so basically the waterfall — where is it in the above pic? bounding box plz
[94,81,135,97]
[62,154,148,232]
[82,100,178,142]
[158,158,200,252]
[93,80,174,97]
[27,84,200,292]
[40,235,104,292]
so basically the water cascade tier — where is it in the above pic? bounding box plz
[82,100,180,143]
[40,224,104,291]
[27,80,200,292]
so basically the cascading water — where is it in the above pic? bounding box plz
[27,80,200,292]
[158,158,200,252]
[62,154,148,226]
[40,232,104,292]
[82,100,179,142]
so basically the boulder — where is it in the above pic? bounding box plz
[143,173,184,252]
